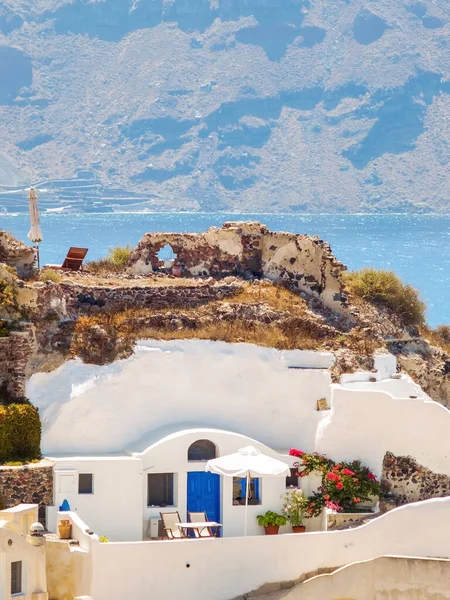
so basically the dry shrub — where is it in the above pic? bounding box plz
[422,324,450,354]
[39,268,61,283]
[71,315,132,364]
[344,268,426,327]
[87,245,132,275]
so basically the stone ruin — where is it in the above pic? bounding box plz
[0,231,35,278]
[129,221,348,312]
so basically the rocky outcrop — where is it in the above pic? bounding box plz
[381,451,450,505]
[388,339,450,408]
[0,231,35,278]
[129,222,348,312]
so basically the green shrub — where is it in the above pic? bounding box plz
[344,268,426,326]
[0,404,41,462]
[39,269,62,283]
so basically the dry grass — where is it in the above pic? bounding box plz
[229,281,308,315]
[133,320,321,350]
[421,325,450,354]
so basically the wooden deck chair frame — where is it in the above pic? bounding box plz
[187,510,217,538]
[160,511,187,540]
[61,247,88,271]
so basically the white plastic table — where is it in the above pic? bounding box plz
[178,522,222,537]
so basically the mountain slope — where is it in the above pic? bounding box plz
[1,0,450,212]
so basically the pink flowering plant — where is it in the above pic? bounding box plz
[289,448,333,477]
[281,488,310,526]
[289,449,381,513]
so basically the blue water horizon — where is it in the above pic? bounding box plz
[1,212,448,327]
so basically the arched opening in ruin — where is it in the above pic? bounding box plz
[156,244,177,271]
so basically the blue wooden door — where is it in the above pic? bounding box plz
[187,472,220,523]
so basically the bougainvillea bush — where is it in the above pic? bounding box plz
[289,449,381,513]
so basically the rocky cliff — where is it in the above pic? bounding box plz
[1,0,450,212]
[0,224,449,409]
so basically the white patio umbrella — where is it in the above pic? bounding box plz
[27,188,43,269]
[206,445,290,536]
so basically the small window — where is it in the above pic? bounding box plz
[11,561,22,595]
[148,473,174,506]
[78,473,93,494]
[188,439,217,461]
[286,468,299,488]
[232,477,261,505]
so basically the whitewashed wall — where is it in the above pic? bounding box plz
[47,457,142,542]
[0,520,47,600]
[283,555,450,600]
[27,341,333,454]
[316,385,450,477]
[89,497,450,600]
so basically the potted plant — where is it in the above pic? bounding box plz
[281,488,309,533]
[256,511,287,535]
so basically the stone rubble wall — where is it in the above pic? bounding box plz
[0,324,36,402]
[129,221,348,312]
[382,451,450,505]
[0,464,53,510]
[22,280,242,320]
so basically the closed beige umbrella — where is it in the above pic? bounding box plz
[27,188,43,269]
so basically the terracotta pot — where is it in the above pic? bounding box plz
[58,519,72,539]
[292,525,306,533]
[264,525,280,535]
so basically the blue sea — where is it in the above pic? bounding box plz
[0,212,449,327]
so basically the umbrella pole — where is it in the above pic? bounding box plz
[244,475,249,536]
[36,244,40,270]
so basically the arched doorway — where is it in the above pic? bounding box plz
[187,439,220,525]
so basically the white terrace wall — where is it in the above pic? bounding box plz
[27,341,333,455]
[89,497,450,600]
[316,385,450,477]
[283,555,450,600]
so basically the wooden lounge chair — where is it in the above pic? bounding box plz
[62,247,88,271]
[45,247,88,272]
[160,511,188,540]
[187,511,218,538]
